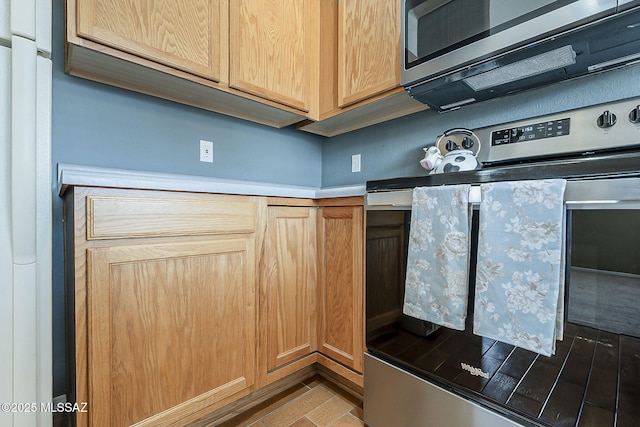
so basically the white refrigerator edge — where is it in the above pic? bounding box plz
[1,0,53,426]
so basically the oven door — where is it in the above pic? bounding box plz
[401,0,616,86]
[365,178,640,427]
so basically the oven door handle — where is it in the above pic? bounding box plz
[366,178,640,210]
[366,186,483,209]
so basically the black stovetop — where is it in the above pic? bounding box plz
[366,150,640,192]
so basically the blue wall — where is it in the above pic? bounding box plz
[321,64,640,187]
[51,0,322,396]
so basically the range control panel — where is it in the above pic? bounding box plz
[491,119,571,146]
[475,98,640,164]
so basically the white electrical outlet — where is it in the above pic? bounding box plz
[200,140,213,163]
[351,154,361,173]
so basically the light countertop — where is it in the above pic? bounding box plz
[58,163,365,199]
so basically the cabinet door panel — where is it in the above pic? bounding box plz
[87,238,255,426]
[338,0,400,107]
[86,195,257,239]
[266,207,317,370]
[77,0,227,81]
[230,0,310,111]
[318,206,363,372]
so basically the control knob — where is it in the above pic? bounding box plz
[461,137,475,149]
[445,139,458,151]
[629,105,640,124]
[596,110,617,129]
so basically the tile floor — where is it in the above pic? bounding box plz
[217,376,365,427]
[53,376,364,427]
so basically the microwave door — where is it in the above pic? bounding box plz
[401,0,617,86]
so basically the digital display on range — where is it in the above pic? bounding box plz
[491,118,570,146]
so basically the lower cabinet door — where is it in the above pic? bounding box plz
[266,206,317,371]
[86,238,256,426]
[317,206,364,373]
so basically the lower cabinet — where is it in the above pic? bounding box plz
[64,187,363,426]
[261,202,365,383]
[262,206,318,383]
[65,187,265,426]
[317,206,364,373]
[87,239,257,426]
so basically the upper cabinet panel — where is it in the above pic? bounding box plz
[229,0,311,112]
[67,0,423,135]
[337,0,400,107]
[76,0,227,82]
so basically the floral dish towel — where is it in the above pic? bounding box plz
[473,179,567,356]
[403,185,471,330]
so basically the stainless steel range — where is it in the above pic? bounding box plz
[364,98,640,427]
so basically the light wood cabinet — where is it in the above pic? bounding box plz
[65,187,266,426]
[259,199,365,390]
[229,0,315,111]
[64,186,366,425]
[67,0,307,128]
[337,0,400,107]
[264,206,318,374]
[299,0,426,136]
[88,239,255,426]
[76,0,228,82]
[66,0,426,135]
[317,206,364,373]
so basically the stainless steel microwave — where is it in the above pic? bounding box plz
[402,0,640,111]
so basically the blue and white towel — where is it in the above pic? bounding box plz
[473,179,567,356]
[403,185,471,330]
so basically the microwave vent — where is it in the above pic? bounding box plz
[463,45,577,91]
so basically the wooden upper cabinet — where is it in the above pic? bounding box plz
[229,0,313,111]
[76,0,228,82]
[337,0,401,107]
[300,0,425,136]
[68,0,423,135]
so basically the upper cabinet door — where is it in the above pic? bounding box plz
[76,0,228,82]
[229,0,311,112]
[337,0,400,107]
